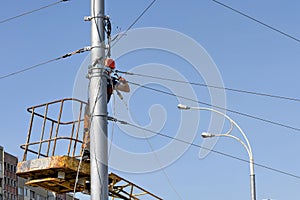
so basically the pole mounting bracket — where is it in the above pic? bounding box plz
[84,15,109,21]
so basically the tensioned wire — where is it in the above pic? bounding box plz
[109,116,300,180]
[210,0,300,44]
[0,0,69,24]
[116,70,300,103]
[127,80,300,133]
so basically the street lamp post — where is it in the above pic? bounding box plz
[177,104,256,200]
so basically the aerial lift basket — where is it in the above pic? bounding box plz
[16,98,90,193]
[16,98,162,199]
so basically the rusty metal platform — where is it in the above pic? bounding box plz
[16,98,163,199]
[16,98,90,193]
[17,155,90,193]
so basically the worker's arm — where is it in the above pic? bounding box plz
[115,77,130,92]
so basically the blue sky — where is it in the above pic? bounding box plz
[1,0,300,199]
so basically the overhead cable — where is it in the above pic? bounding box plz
[111,0,157,47]
[0,0,156,80]
[0,46,91,80]
[116,70,300,103]
[127,81,300,133]
[0,0,69,24]
[211,0,300,44]
[124,0,157,32]
[109,116,300,180]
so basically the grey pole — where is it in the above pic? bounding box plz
[89,0,108,199]
[250,158,256,200]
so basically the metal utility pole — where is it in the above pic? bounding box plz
[89,0,108,199]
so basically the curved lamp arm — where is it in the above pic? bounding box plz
[177,104,253,159]
[178,104,256,200]
[202,132,252,159]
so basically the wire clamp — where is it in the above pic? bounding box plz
[83,46,92,51]
[84,15,109,21]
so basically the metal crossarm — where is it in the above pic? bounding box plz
[109,173,163,200]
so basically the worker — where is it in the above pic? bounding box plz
[105,58,130,103]
[82,58,130,161]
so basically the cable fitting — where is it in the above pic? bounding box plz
[84,15,109,21]
[115,70,134,75]
[83,46,92,51]
[61,46,92,59]
[107,116,128,125]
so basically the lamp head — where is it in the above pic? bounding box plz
[177,104,190,110]
[201,132,215,138]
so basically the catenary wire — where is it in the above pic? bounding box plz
[0,0,156,80]
[124,0,157,32]
[210,0,300,44]
[0,46,91,81]
[109,116,300,180]
[0,0,69,24]
[111,0,157,47]
[127,80,300,133]
[0,58,60,80]
[116,70,300,103]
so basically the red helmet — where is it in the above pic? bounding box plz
[104,58,115,69]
